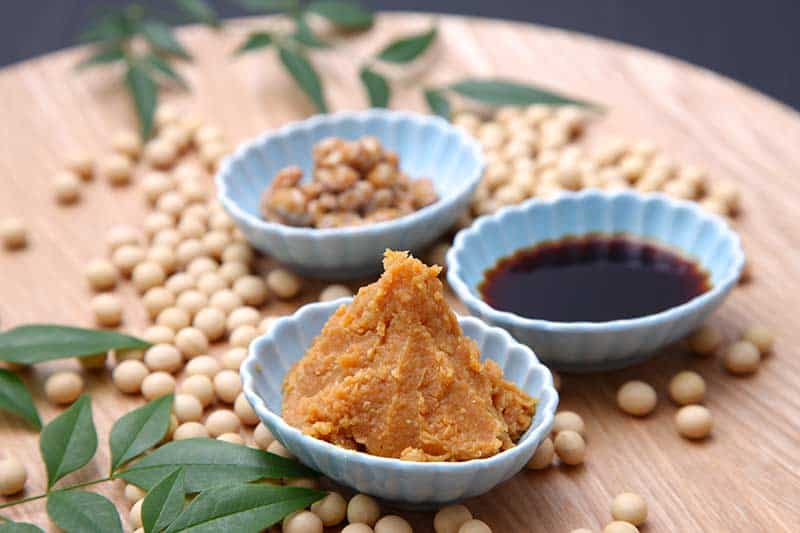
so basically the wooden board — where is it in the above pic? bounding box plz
[2,12,799,532]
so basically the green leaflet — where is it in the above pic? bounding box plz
[235,32,273,55]
[118,438,317,492]
[165,484,324,533]
[377,26,437,63]
[76,46,125,70]
[448,78,600,109]
[140,20,191,59]
[0,325,150,365]
[307,1,374,30]
[175,0,220,28]
[125,61,158,139]
[109,394,174,473]
[39,396,98,488]
[0,522,45,533]
[46,490,122,533]
[142,468,185,533]
[0,369,41,429]
[424,88,450,119]
[359,67,390,108]
[278,46,328,113]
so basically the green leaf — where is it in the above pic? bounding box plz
[79,10,138,43]
[40,395,98,489]
[377,26,437,63]
[110,394,174,473]
[46,490,122,533]
[118,439,318,492]
[76,46,126,70]
[359,67,390,108]
[448,78,600,109]
[143,468,185,533]
[0,369,41,429]
[277,46,328,113]
[292,16,328,48]
[143,54,188,87]
[0,325,150,365]
[235,32,273,55]
[239,0,298,12]
[140,20,192,60]
[307,1,374,30]
[175,0,220,28]
[0,522,45,533]
[164,484,324,533]
[125,61,158,139]
[424,88,450,119]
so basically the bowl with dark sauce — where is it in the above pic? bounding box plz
[447,190,745,372]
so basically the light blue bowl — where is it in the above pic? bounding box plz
[447,190,745,373]
[240,298,558,507]
[215,110,484,279]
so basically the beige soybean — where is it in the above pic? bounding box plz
[197,272,228,296]
[181,374,215,407]
[193,307,227,341]
[205,409,241,437]
[91,293,123,327]
[259,316,278,334]
[142,171,174,204]
[209,289,243,314]
[174,327,209,359]
[144,212,174,237]
[253,422,275,449]
[218,261,249,284]
[166,272,196,294]
[347,494,381,526]
[113,360,149,394]
[434,504,473,533]
[106,225,140,250]
[0,457,27,496]
[178,217,206,240]
[185,355,220,378]
[227,306,261,331]
[53,171,81,204]
[552,411,586,438]
[611,492,647,526]
[85,259,119,291]
[174,421,210,440]
[668,371,706,405]
[142,325,175,345]
[203,230,230,258]
[526,437,554,470]
[144,344,183,373]
[283,510,323,533]
[112,244,146,276]
[187,256,218,277]
[144,138,179,169]
[688,324,722,356]
[342,525,374,533]
[157,306,191,331]
[132,261,166,293]
[310,492,347,526]
[112,130,141,158]
[229,325,258,348]
[616,381,657,416]
[222,347,247,370]
[723,341,760,375]
[234,392,259,425]
[458,519,492,533]
[44,371,84,405]
[742,324,774,354]
[233,275,269,306]
[267,268,302,299]
[143,287,176,319]
[675,405,713,439]
[604,522,639,533]
[267,439,294,459]
[176,239,208,267]
[1,217,27,250]
[100,153,133,186]
[375,515,412,533]
[217,433,245,445]
[65,152,93,180]
[141,371,176,400]
[124,484,146,503]
[554,430,586,466]
[176,290,208,317]
[153,229,182,248]
[214,370,241,403]
[319,284,353,302]
[173,393,204,423]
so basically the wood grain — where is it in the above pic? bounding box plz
[1,13,799,532]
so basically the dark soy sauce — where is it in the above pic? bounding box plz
[479,234,711,322]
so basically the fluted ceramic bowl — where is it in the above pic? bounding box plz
[216,110,484,279]
[447,190,745,372]
[240,298,558,507]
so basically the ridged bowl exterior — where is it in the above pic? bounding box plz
[215,110,484,279]
[240,298,558,507]
[447,190,745,372]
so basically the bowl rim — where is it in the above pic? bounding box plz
[214,109,485,238]
[240,298,559,474]
[446,189,746,332]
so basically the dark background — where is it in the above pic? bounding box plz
[2,1,798,109]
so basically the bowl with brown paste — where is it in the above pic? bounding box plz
[240,251,559,506]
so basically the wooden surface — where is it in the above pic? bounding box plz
[1,13,799,533]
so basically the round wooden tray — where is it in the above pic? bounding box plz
[1,13,798,532]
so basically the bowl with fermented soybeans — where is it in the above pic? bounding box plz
[216,109,484,279]
[447,189,745,372]
[240,298,559,507]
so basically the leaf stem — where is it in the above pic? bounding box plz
[0,476,113,510]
